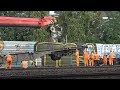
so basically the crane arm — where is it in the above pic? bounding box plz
[0,16,56,28]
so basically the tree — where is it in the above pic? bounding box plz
[0,11,120,44]
[0,11,49,41]
[101,11,120,44]
[57,11,102,43]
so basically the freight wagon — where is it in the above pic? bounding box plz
[0,41,79,62]
[84,43,120,64]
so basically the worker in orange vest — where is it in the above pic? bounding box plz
[5,53,13,69]
[75,49,80,67]
[21,59,28,68]
[83,49,89,67]
[94,52,100,66]
[109,51,115,65]
[103,54,108,65]
[89,52,94,66]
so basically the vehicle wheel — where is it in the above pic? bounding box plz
[51,52,62,61]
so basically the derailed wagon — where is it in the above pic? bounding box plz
[0,15,80,67]
[0,41,79,65]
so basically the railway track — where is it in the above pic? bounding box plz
[0,65,120,79]
[34,73,120,79]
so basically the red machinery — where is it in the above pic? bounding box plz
[0,16,56,28]
[0,15,78,61]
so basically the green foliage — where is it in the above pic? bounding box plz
[100,11,120,44]
[57,11,102,43]
[0,11,49,42]
[0,11,120,44]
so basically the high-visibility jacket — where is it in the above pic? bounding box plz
[83,51,89,59]
[90,53,94,60]
[75,50,79,58]
[5,54,13,69]
[21,60,28,68]
[6,55,12,61]
[109,52,114,58]
[103,55,107,63]
[94,53,100,60]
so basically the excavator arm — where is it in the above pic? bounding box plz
[0,16,56,28]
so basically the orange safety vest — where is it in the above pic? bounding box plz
[94,53,99,60]
[109,52,114,58]
[6,55,12,61]
[103,55,107,63]
[75,51,79,57]
[83,51,89,59]
[21,61,28,68]
[90,53,94,60]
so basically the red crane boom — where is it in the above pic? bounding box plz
[0,16,56,28]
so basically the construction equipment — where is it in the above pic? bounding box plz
[0,15,79,61]
[0,16,56,27]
